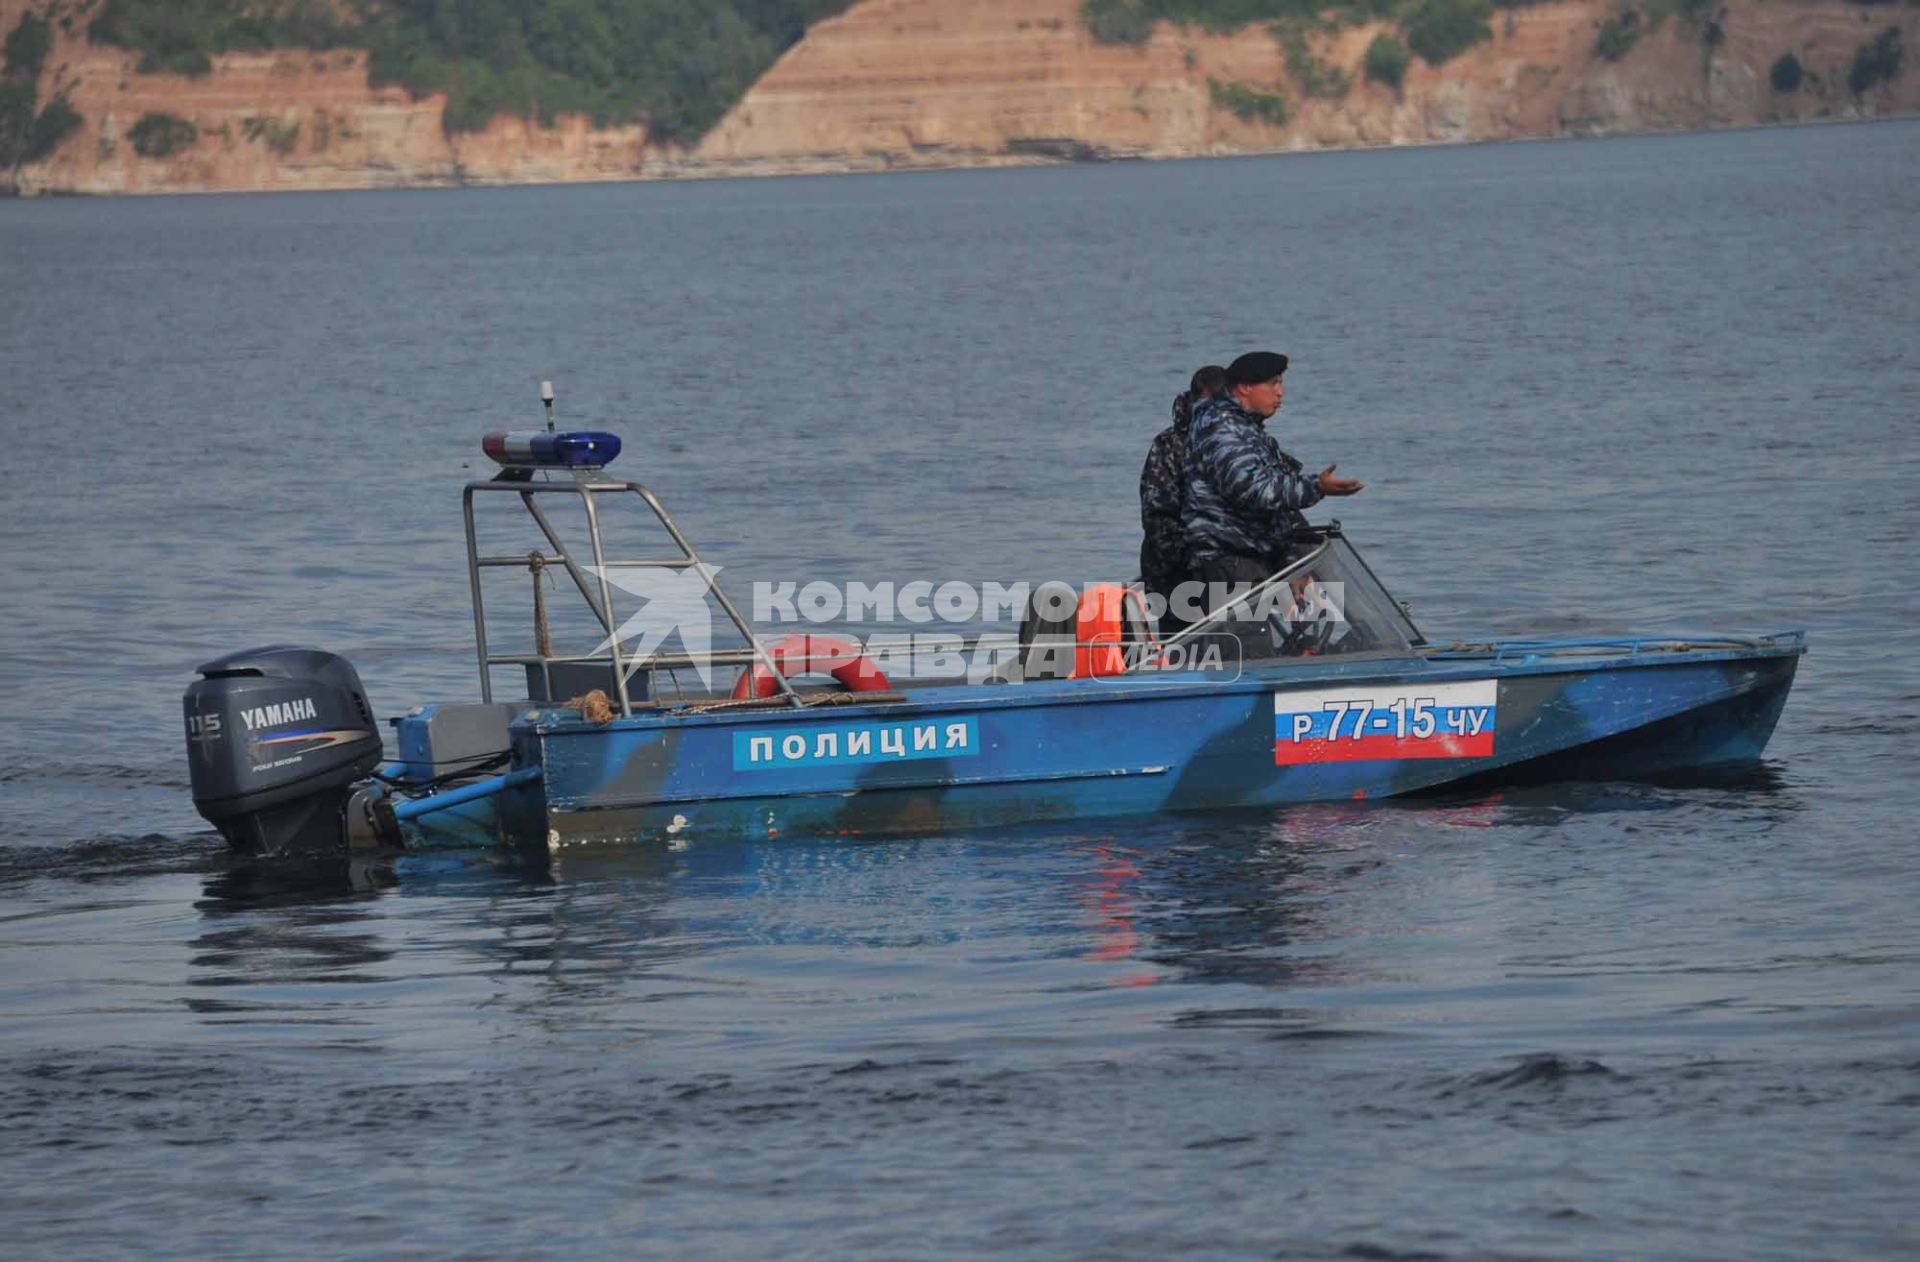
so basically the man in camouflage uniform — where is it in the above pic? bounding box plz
[1139,365,1226,634]
[1181,351,1363,621]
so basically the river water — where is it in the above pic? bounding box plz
[1,121,1916,1260]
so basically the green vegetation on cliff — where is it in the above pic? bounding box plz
[1591,0,1722,62]
[5,9,54,75]
[1085,0,1397,45]
[1080,0,1496,74]
[129,110,198,156]
[87,0,351,75]
[1363,32,1410,87]
[1769,51,1803,91]
[1848,27,1904,94]
[1209,76,1289,121]
[3,10,83,173]
[83,0,855,143]
[1400,0,1492,65]
[1594,9,1642,60]
[1276,21,1352,97]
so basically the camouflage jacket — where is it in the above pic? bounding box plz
[1181,393,1323,565]
[1137,391,1196,590]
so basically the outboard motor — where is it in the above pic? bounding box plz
[184,646,383,857]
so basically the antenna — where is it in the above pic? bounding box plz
[540,380,555,433]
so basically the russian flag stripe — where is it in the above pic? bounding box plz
[1275,731,1496,765]
[1273,679,1498,767]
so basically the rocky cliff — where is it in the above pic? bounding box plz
[5,0,1916,195]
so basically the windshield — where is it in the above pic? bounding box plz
[1157,530,1424,668]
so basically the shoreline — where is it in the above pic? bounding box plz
[8,111,1915,202]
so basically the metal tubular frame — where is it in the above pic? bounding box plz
[465,470,1420,706]
[518,491,612,628]
[463,469,804,716]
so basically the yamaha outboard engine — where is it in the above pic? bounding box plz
[184,646,383,857]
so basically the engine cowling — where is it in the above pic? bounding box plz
[184,646,383,857]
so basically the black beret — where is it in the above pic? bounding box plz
[1226,351,1289,386]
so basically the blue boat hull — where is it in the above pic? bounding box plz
[408,636,1801,849]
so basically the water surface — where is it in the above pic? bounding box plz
[1,121,1917,1260]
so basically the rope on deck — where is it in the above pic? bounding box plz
[562,688,617,724]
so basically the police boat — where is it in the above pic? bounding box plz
[182,407,1806,858]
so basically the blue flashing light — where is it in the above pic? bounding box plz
[482,431,623,468]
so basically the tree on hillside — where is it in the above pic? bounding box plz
[83,0,858,142]
[3,10,84,175]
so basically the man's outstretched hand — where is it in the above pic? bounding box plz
[1318,464,1365,496]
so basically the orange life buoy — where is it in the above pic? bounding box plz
[1072,584,1158,679]
[731,633,892,699]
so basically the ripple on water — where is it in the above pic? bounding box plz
[2,121,1919,1261]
